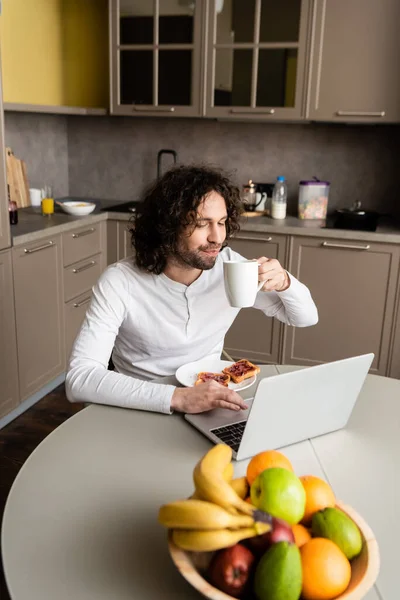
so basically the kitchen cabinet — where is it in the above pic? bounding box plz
[12,234,65,401]
[62,222,106,362]
[307,0,400,123]
[0,53,10,251]
[205,0,312,120]
[0,249,19,418]
[283,236,400,375]
[109,0,204,117]
[225,232,288,363]
[107,220,134,264]
[388,282,400,379]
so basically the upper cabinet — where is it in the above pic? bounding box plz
[307,0,400,123]
[110,0,204,116]
[204,0,312,120]
[0,52,10,251]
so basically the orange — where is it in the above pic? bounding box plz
[246,450,294,485]
[300,537,351,600]
[292,523,311,547]
[300,475,336,524]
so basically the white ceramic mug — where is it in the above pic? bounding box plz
[223,260,264,308]
[29,188,42,207]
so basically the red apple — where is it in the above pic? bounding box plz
[208,544,255,597]
[244,517,295,556]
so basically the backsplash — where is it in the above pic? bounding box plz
[4,112,69,198]
[67,116,400,217]
[5,111,400,218]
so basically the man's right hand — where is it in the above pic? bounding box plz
[171,381,248,414]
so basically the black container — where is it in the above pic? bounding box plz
[334,208,381,232]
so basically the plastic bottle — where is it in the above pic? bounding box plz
[271,176,287,220]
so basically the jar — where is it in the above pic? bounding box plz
[298,179,330,220]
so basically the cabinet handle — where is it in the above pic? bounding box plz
[230,108,275,115]
[73,296,91,308]
[321,241,370,251]
[24,241,54,254]
[234,235,273,243]
[132,106,175,113]
[336,110,385,118]
[72,228,95,238]
[72,260,96,273]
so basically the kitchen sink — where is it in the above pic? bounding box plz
[102,201,141,213]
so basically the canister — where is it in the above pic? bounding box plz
[298,179,330,220]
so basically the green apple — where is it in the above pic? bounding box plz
[250,467,306,525]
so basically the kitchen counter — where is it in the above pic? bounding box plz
[10,201,400,247]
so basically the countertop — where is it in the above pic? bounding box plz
[10,199,400,246]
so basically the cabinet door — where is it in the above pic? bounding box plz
[110,0,203,116]
[389,283,400,379]
[284,237,400,375]
[225,232,288,363]
[308,0,400,123]
[118,221,134,260]
[0,53,10,251]
[65,291,92,363]
[13,236,65,401]
[205,0,311,120]
[0,249,19,417]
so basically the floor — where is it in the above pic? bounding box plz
[0,384,84,600]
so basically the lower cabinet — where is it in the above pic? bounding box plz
[225,233,288,364]
[389,284,400,379]
[64,291,92,361]
[107,219,133,264]
[12,235,65,401]
[0,249,19,418]
[283,236,400,375]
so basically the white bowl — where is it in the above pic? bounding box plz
[58,201,96,216]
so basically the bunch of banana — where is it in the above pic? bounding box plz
[158,444,271,552]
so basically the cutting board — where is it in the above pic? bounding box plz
[6,147,30,208]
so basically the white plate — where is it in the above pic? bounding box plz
[58,201,96,216]
[176,358,257,392]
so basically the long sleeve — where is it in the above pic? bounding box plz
[253,273,318,327]
[65,267,175,414]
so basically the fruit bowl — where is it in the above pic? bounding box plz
[168,502,379,600]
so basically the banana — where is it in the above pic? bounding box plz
[230,476,250,500]
[158,499,254,530]
[193,445,254,516]
[172,522,271,552]
[190,459,234,500]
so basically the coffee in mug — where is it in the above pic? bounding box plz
[223,260,264,308]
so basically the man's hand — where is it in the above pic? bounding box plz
[171,381,248,414]
[256,256,290,292]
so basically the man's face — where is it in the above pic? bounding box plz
[174,191,228,270]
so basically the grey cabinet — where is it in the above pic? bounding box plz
[107,220,134,264]
[283,236,400,375]
[307,0,400,123]
[13,235,65,401]
[0,249,19,418]
[109,0,204,117]
[205,0,312,121]
[389,283,400,379]
[0,52,10,251]
[225,232,288,363]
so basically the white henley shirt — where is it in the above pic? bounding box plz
[66,247,318,413]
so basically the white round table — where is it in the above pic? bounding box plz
[2,365,399,600]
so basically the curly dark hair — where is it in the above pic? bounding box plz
[130,165,243,274]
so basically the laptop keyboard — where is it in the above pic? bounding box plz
[210,421,247,452]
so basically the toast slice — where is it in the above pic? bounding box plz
[195,372,231,387]
[222,359,260,384]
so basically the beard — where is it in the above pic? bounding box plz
[172,243,222,270]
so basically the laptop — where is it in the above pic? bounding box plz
[184,353,374,461]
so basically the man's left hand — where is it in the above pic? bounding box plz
[256,256,290,292]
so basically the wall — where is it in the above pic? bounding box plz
[67,116,400,217]
[4,112,69,197]
[0,0,108,108]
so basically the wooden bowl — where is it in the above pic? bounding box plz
[168,501,380,600]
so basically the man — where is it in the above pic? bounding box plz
[66,166,318,414]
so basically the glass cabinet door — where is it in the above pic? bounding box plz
[110,0,203,116]
[205,0,310,120]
